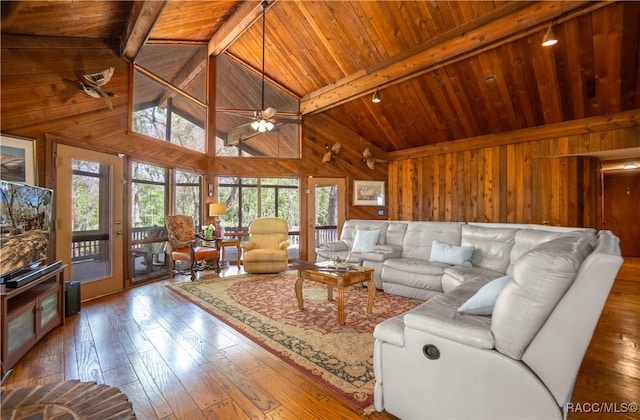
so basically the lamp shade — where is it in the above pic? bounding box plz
[209,203,227,217]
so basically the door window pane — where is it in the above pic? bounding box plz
[130,162,169,281]
[71,160,111,282]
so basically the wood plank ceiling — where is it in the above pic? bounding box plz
[1,0,639,154]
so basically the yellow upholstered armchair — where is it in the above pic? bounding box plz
[241,217,290,273]
[165,215,219,280]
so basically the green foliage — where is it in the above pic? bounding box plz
[218,177,300,232]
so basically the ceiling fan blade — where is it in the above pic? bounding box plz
[221,111,256,119]
[273,117,302,124]
[262,107,277,119]
[218,108,257,114]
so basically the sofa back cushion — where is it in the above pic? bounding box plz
[340,220,389,248]
[491,232,594,360]
[506,229,562,275]
[461,225,517,273]
[386,222,409,247]
[401,222,463,260]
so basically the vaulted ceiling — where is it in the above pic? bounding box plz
[2,0,639,154]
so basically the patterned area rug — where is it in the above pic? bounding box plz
[166,272,420,409]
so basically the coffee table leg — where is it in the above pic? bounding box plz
[366,277,376,314]
[327,285,333,301]
[336,283,345,325]
[295,274,304,310]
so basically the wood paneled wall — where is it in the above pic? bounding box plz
[388,126,640,228]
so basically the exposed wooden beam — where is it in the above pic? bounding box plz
[300,0,605,115]
[207,0,273,57]
[134,63,207,109]
[120,1,167,62]
[388,109,640,161]
[157,50,206,108]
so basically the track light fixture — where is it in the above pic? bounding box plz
[371,88,381,103]
[541,23,558,47]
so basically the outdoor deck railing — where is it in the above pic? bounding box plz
[71,225,339,263]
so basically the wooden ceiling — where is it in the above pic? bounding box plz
[1,0,639,154]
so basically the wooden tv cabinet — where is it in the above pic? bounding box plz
[1,265,66,374]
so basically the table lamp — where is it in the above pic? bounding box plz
[208,203,227,238]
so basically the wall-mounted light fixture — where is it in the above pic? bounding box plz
[541,23,558,47]
[371,88,381,103]
[623,162,638,170]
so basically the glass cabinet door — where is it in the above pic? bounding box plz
[7,304,36,354]
[40,289,60,329]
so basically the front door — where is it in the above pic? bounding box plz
[55,144,124,301]
[306,177,346,262]
[603,171,640,257]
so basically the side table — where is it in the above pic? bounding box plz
[219,238,242,267]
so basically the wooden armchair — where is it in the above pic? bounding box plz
[165,215,220,280]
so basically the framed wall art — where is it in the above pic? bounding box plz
[0,134,37,185]
[353,180,385,206]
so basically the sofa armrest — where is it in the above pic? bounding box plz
[318,241,349,252]
[279,240,290,250]
[362,245,402,262]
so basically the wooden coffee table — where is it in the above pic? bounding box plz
[294,263,375,325]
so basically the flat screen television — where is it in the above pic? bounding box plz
[0,180,54,283]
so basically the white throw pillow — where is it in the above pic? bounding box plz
[458,275,513,315]
[429,240,474,267]
[351,229,380,253]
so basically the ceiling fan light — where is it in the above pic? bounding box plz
[372,88,381,103]
[252,119,274,132]
[541,24,558,47]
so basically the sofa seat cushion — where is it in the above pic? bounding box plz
[382,259,449,300]
[384,257,449,275]
[441,265,504,294]
[491,232,594,360]
[403,293,495,349]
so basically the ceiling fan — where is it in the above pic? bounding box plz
[362,148,387,170]
[220,1,301,133]
[79,67,116,110]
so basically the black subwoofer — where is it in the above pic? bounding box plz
[65,281,81,317]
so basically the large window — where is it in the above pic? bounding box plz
[218,176,299,236]
[129,163,203,281]
[215,54,300,158]
[131,44,207,153]
[174,169,202,228]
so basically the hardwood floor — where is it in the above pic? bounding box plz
[3,259,638,419]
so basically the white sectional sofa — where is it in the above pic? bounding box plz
[316,220,623,419]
